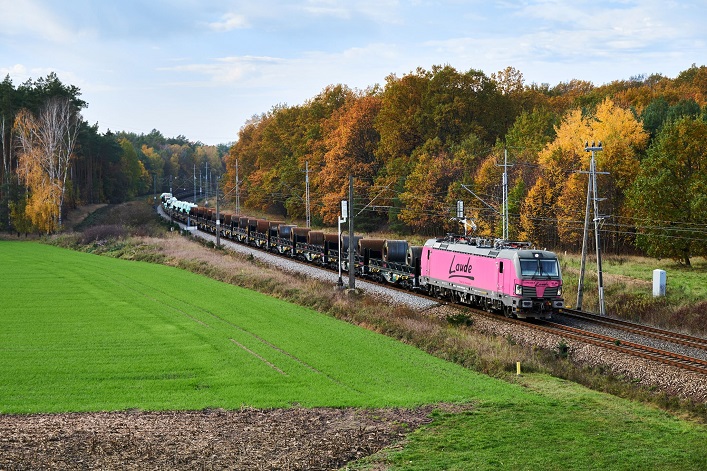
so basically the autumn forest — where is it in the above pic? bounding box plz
[1,65,706,264]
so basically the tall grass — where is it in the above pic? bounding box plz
[561,254,707,335]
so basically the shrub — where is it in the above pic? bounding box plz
[446,312,473,327]
[555,340,570,359]
[81,225,127,244]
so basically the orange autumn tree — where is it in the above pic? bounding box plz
[319,94,383,225]
[398,145,464,234]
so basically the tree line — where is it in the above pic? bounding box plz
[1,65,706,265]
[224,65,707,265]
[0,73,226,234]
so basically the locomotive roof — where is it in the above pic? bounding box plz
[423,236,558,260]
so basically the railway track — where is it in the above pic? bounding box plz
[459,306,707,376]
[560,308,707,351]
[535,320,707,376]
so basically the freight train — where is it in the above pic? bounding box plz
[160,193,564,319]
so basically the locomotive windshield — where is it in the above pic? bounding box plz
[519,258,560,278]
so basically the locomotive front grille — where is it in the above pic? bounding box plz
[522,286,559,298]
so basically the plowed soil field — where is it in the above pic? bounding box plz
[0,406,443,470]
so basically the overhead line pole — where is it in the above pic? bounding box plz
[591,149,606,316]
[348,175,355,290]
[582,141,608,316]
[235,159,240,215]
[576,163,593,311]
[496,148,514,240]
[305,161,311,228]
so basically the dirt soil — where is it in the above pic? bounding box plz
[0,406,445,470]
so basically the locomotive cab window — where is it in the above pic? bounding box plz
[520,259,559,277]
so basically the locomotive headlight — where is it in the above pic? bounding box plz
[557,286,562,296]
[515,284,523,295]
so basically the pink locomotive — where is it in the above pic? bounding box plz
[420,235,564,319]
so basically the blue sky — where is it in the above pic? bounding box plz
[1,0,704,145]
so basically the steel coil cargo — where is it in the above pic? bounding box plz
[256,219,270,233]
[323,233,339,244]
[222,213,232,225]
[189,206,198,217]
[248,218,259,231]
[238,216,250,229]
[207,209,214,221]
[359,239,385,259]
[307,231,325,246]
[406,246,423,266]
[278,224,296,239]
[269,221,285,237]
[341,234,362,253]
[383,240,409,263]
[292,227,311,243]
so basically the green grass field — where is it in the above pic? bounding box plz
[0,241,509,413]
[371,374,707,470]
[2,241,706,470]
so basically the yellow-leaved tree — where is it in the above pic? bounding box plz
[523,98,648,249]
[521,108,589,246]
[554,98,649,249]
[14,98,80,233]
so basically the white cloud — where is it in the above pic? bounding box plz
[0,64,29,77]
[301,0,351,19]
[300,0,401,23]
[208,12,250,32]
[158,55,287,86]
[0,0,75,43]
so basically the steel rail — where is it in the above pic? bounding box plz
[537,320,707,376]
[560,308,707,351]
